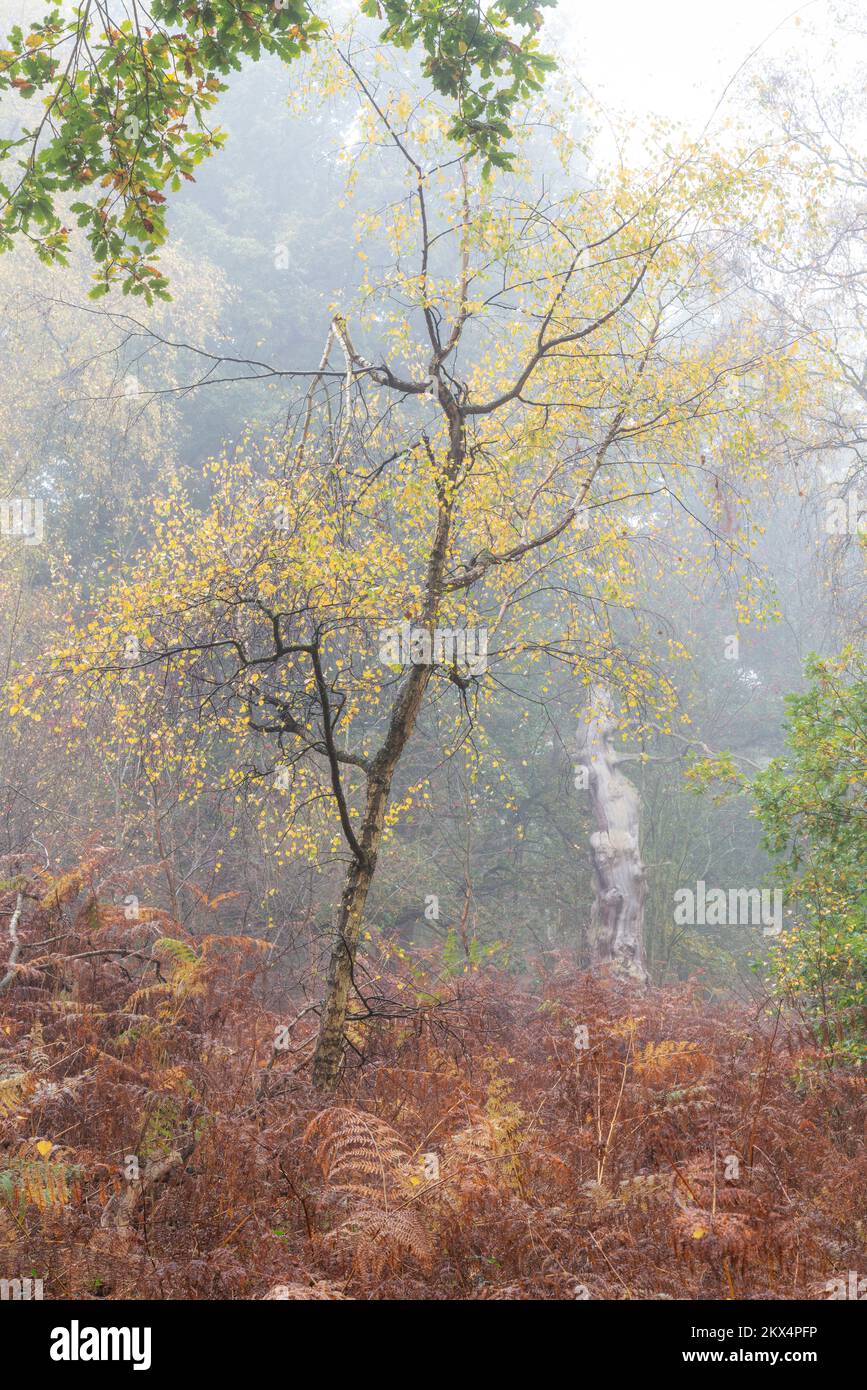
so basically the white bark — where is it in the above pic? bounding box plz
[576,684,648,983]
[0,892,23,996]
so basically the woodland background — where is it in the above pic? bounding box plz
[0,0,864,1300]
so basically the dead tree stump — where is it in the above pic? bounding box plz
[576,683,649,983]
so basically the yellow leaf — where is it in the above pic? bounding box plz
[36,1140,54,1158]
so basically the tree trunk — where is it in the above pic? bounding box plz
[576,682,649,983]
[309,850,377,1092]
[310,660,435,1089]
[311,494,458,1088]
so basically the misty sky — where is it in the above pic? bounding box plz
[558,0,840,150]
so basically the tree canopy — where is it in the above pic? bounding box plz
[0,0,554,300]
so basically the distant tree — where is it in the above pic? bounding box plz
[688,647,866,1058]
[751,649,867,1061]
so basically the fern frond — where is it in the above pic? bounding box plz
[635,1040,711,1083]
[26,1021,50,1071]
[617,1172,672,1208]
[128,981,173,1009]
[153,937,198,968]
[445,1120,496,1168]
[0,1144,82,1210]
[658,1082,713,1115]
[334,1207,433,1275]
[47,999,110,1018]
[37,849,109,910]
[200,935,272,958]
[305,1107,409,1203]
[0,1071,34,1115]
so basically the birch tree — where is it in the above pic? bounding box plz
[6,48,812,1087]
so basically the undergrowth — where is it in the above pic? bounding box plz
[1,859,864,1300]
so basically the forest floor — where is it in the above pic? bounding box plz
[3,925,865,1301]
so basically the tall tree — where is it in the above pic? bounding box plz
[8,60,811,1085]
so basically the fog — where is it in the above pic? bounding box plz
[0,0,863,1311]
